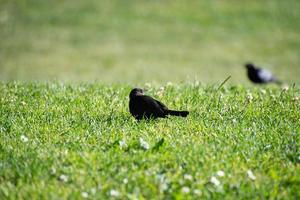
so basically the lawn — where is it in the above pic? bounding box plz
[0,82,299,199]
[1,0,300,199]
[0,0,300,83]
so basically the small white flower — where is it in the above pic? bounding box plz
[160,182,169,191]
[110,189,120,197]
[50,167,56,175]
[144,83,151,88]
[181,186,190,193]
[156,87,165,97]
[210,176,220,186]
[156,173,165,181]
[119,140,127,148]
[260,89,266,94]
[166,82,173,87]
[63,149,68,155]
[265,144,271,149]
[21,101,26,105]
[123,178,128,184]
[59,174,68,183]
[20,135,29,143]
[216,170,225,177]
[282,85,289,92]
[246,93,253,102]
[193,189,201,196]
[292,96,299,101]
[90,188,97,194]
[184,174,193,181]
[81,192,89,198]
[195,80,200,86]
[139,138,150,150]
[247,170,256,180]
[232,119,237,124]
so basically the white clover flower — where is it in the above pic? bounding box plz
[90,187,97,194]
[193,189,201,196]
[246,93,253,102]
[156,174,169,192]
[123,178,128,184]
[210,176,220,186]
[81,192,89,198]
[292,96,299,101]
[232,119,237,124]
[247,170,256,180]
[282,85,289,92]
[63,149,68,155]
[119,140,127,148]
[260,89,266,94]
[156,173,165,181]
[20,135,29,143]
[166,82,173,87]
[110,189,120,197]
[59,174,68,183]
[184,174,193,181]
[216,170,225,177]
[145,83,151,88]
[50,167,56,175]
[265,144,271,149]
[139,138,150,150]
[181,186,190,193]
[160,182,169,192]
[156,87,165,97]
[195,80,200,86]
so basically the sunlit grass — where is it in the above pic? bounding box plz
[0,82,299,199]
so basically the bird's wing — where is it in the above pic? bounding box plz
[142,96,166,116]
[155,99,169,110]
[258,69,274,82]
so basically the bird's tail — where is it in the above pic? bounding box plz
[166,110,189,117]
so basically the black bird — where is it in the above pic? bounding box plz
[129,88,189,120]
[245,63,281,84]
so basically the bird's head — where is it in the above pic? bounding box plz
[129,88,145,99]
[245,63,255,70]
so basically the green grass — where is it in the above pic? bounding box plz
[1,1,300,199]
[1,0,300,83]
[0,82,299,199]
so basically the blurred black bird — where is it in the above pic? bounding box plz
[245,63,282,84]
[129,88,189,120]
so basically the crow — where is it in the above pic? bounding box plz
[245,63,282,84]
[129,88,189,120]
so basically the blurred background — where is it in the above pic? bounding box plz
[0,0,299,84]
